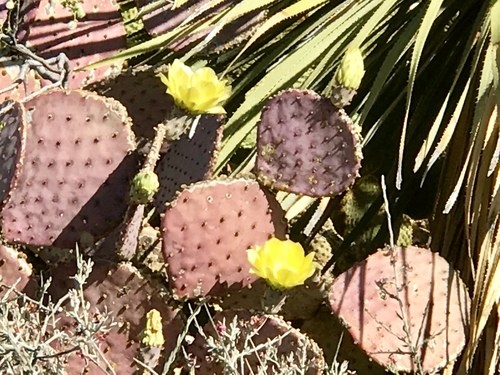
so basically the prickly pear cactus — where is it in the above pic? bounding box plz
[25,0,127,88]
[92,67,174,147]
[328,246,470,374]
[0,102,25,202]
[0,89,138,248]
[115,204,145,261]
[188,309,325,374]
[221,273,328,321]
[332,175,416,272]
[220,231,333,320]
[330,47,365,108]
[161,177,287,299]
[154,114,224,209]
[49,261,183,375]
[338,175,381,233]
[255,89,362,197]
[397,214,414,247]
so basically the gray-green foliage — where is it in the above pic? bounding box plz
[0,253,115,374]
[195,313,353,375]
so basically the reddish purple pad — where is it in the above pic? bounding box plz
[255,89,361,197]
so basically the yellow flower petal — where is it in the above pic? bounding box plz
[247,238,317,290]
[141,309,164,347]
[159,59,231,114]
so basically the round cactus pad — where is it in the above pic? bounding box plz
[0,89,137,248]
[255,89,362,197]
[161,178,287,299]
[189,309,325,374]
[328,246,470,373]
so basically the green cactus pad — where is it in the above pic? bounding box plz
[161,177,287,300]
[255,89,362,197]
[130,170,160,205]
[189,309,325,374]
[0,89,138,248]
[328,246,470,374]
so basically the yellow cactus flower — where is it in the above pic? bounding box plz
[334,47,365,90]
[141,309,164,347]
[159,59,231,115]
[247,238,317,290]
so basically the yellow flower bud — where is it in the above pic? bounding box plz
[334,47,365,90]
[247,238,317,290]
[141,309,164,347]
[159,59,231,115]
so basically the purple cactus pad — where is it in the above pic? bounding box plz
[0,89,137,248]
[0,102,25,204]
[154,114,224,210]
[25,0,127,88]
[161,178,287,299]
[328,246,470,373]
[255,89,362,197]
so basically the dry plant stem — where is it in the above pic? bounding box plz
[137,236,161,264]
[70,251,117,375]
[0,249,116,374]
[1,33,70,82]
[0,33,70,115]
[0,64,28,96]
[381,175,425,374]
[159,301,205,375]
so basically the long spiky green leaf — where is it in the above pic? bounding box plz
[396,0,444,189]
